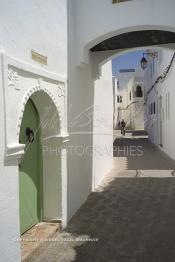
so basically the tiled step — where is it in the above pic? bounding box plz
[21,222,61,261]
[110,169,175,178]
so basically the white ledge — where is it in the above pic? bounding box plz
[42,134,69,143]
[5,143,25,163]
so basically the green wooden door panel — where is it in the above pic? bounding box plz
[19,99,42,234]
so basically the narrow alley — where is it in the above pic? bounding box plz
[2,2,175,261]
[31,132,175,262]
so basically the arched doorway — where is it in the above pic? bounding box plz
[19,98,42,234]
[135,85,143,98]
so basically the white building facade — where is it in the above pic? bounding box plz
[114,69,145,130]
[0,1,68,261]
[144,48,175,160]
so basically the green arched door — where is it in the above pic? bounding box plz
[19,99,43,234]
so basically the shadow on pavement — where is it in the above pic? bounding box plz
[32,134,175,262]
[113,137,175,170]
[32,176,175,262]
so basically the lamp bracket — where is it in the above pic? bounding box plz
[144,52,158,59]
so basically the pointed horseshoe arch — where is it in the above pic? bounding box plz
[17,87,62,137]
[18,88,65,230]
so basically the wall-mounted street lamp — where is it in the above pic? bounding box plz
[140,52,158,70]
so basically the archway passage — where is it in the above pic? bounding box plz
[19,99,42,234]
[91,30,175,51]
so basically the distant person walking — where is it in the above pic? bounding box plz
[121,119,126,135]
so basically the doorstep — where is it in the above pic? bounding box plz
[21,222,61,261]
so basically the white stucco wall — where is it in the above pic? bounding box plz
[0,0,67,76]
[67,0,94,220]
[0,61,20,262]
[67,1,114,220]
[128,102,144,130]
[0,1,67,261]
[115,70,144,130]
[145,48,175,160]
[0,61,21,260]
[71,0,175,65]
[93,61,113,189]
[0,53,67,262]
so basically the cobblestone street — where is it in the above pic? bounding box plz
[32,133,175,262]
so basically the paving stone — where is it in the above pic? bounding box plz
[31,136,175,262]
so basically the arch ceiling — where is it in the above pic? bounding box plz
[91,30,175,52]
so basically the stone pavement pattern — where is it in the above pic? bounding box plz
[32,136,175,262]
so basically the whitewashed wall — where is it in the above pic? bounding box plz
[0,68,20,259]
[115,71,144,130]
[128,102,144,130]
[67,1,114,220]
[71,0,175,65]
[0,53,67,262]
[113,76,118,128]
[127,76,145,130]
[145,49,175,160]
[67,0,94,220]
[0,1,67,261]
[0,0,67,76]
[144,49,162,144]
[93,61,113,189]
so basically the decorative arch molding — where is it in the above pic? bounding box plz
[1,50,68,165]
[17,85,63,137]
[1,50,68,227]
